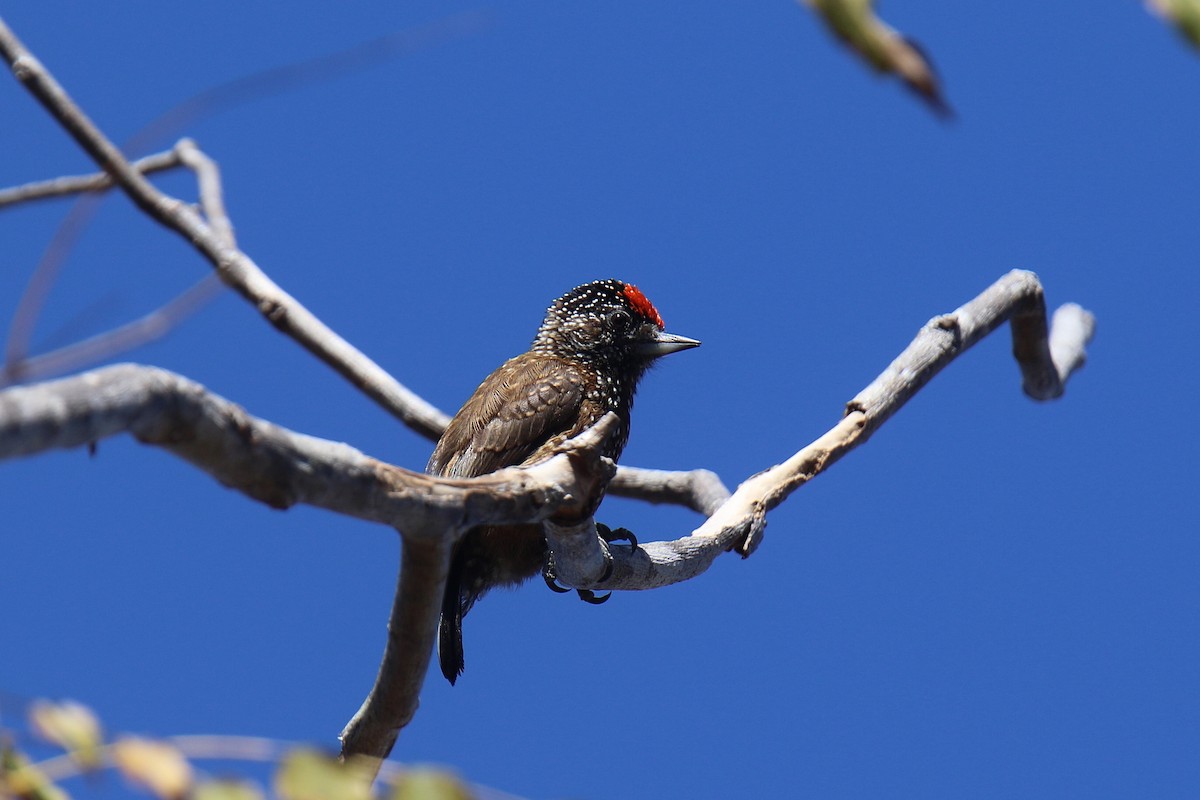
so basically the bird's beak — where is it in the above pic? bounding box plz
[636,330,701,358]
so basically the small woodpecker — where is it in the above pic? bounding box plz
[427,279,699,684]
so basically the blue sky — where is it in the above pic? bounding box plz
[2,2,1197,798]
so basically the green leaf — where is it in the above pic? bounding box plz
[1,739,71,800]
[1148,0,1200,49]
[111,737,194,800]
[27,700,103,770]
[192,778,266,800]
[387,768,475,800]
[799,0,952,116]
[274,749,374,800]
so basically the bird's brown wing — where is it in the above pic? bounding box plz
[428,355,588,478]
[430,355,588,685]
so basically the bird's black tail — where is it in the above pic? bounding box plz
[438,559,466,685]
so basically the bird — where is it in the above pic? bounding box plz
[427,279,699,685]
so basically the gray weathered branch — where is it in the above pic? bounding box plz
[0,18,450,441]
[0,139,233,389]
[0,362,619,767]
[0,12,1097,777]
[0,363,618,535]
[0,146,184,207]
[0,267,1095,767]
[338,538,450,765]
[0,17,722,507]
[0,275,223,389]
[545,270,1096,593]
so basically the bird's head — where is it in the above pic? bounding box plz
[532,279,699,365]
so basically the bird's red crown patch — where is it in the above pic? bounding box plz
[622,283,664,328]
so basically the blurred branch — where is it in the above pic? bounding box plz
[1147,0,1200,50]
[125,10,491,153]
[1,147,190,376]
[799,0,952,117]
[2,696,495,798]
[0,274,222,388]
[0,138,232,388]
[2,11,489,380]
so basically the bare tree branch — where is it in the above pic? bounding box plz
[1,145,194,377]
[0,362,618,770]
[0,17,724,511]
[607,465,732,516]
[2,11,488,385]
[0,147,184,207]
[0,275,223,388]
[174,140,237,248]
[0,18,451,441]
[338,538,450,764]
[0,13,1097,778]
[0,268,1094,770]
[0,363,619,534]
[0,138,235,389]
[543,270,1096,593]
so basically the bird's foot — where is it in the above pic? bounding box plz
[542,545,614,605]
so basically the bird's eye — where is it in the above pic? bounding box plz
[608,309,632,330]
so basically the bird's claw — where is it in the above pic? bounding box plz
[596,522,639,555]
[541,561,571,594]
[544,542,616,605]
[576,589,611,604]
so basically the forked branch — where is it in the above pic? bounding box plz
[0,12,1096,777]
[537,270,1095,599]
[0,269,1095,766]
[0,18,449,440]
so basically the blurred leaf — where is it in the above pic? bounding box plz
[111,737,194,800]
[799,0,952,116]
[27,700,103,770]
[192,778,266,800]
[1147,0,1200,49]
[387,768,474,800]
[1,739,71,800]
[274,749,374,800]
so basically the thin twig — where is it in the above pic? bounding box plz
[1,11,488,375]
[607,465,731,516]
[0,147,184,207]
[0,16,725,504]
[0,18,451,440]
[0,274,222,388]
[0,138,233,388]
[175,139,236,248]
